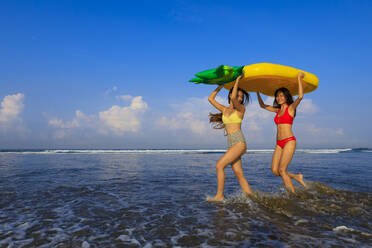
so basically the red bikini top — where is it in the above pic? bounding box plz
[274,106,294,125]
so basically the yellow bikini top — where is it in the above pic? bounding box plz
[222,109,242,124]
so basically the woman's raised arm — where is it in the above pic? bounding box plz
[257,92,278,112]
[208,85,225,112]
[291,72,305,110]
[230,76,245,112]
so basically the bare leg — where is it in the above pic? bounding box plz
[231,158,252,195]
[207,142,247,202]
[288,172,307,188]
[278,141,296,192]
[271,146,282,176]
[279,142,306,188]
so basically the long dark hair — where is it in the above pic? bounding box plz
[273,87,296,117]
[209,87,250,129]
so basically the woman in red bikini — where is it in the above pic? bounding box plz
[257,72,307,192]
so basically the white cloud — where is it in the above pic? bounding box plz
[335,128,344,136]
[300,123,344,137]
[99,96,148,135]
[48,110,98,138]
[116,95,133,101]
[156,96,217,135]
[157,112,207,135]
[104,86,118,96]
[49,110,96,129]
[298,99,319,115]
[170,96,226,112]
[245,98,273,131]
[264,96,275,104]
[49,96,148,138]
[0,93,24,126]
[154,96,227,147]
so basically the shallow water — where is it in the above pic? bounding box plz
[0,149,371,247]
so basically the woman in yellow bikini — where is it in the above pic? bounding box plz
[257,72,307,192]
[207,76,252,201]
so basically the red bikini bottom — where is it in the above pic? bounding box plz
[277,136,296,149]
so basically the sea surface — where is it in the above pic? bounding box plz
[0,148,371,247]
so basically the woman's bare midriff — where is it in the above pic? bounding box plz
[225,123,242,135]
[276,124,294,140]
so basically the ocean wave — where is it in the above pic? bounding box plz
[0,148,370,154]
[296,148,352,154]
[0,149,226,154]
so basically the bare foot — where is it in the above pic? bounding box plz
[244,191,257,201]
[296,174,307,189]
[206,195,224,202]
[243,190,253,196]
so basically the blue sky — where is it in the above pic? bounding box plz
[0,0,371,149]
